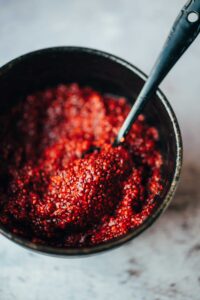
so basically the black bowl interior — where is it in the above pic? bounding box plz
[0,47,182,255]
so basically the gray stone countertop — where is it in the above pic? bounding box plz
[0,0,200,299]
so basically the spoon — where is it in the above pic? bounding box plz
[114,0,200,146]
[85,0,200,155]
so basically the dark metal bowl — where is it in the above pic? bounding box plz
[0,47,182,256]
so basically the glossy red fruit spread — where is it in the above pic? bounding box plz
[0,83,163,247]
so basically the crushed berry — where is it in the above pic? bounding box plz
[0,83,163,247]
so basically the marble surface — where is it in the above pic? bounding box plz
[0,0,200,299]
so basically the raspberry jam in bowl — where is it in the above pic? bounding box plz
[0,47,182,256]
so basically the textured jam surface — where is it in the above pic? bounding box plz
[0,83,163,247]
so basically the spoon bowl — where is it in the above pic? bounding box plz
[0,47,182,256]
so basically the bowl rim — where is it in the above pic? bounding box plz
[0,46,183,256]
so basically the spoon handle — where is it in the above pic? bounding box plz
[114,0,200,145]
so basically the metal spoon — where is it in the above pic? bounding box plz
[114,0,200,146]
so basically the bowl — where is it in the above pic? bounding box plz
[0,47,182,256]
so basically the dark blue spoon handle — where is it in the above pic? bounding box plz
[114,0,200,145]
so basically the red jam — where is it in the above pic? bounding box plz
[0,83,163,247]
